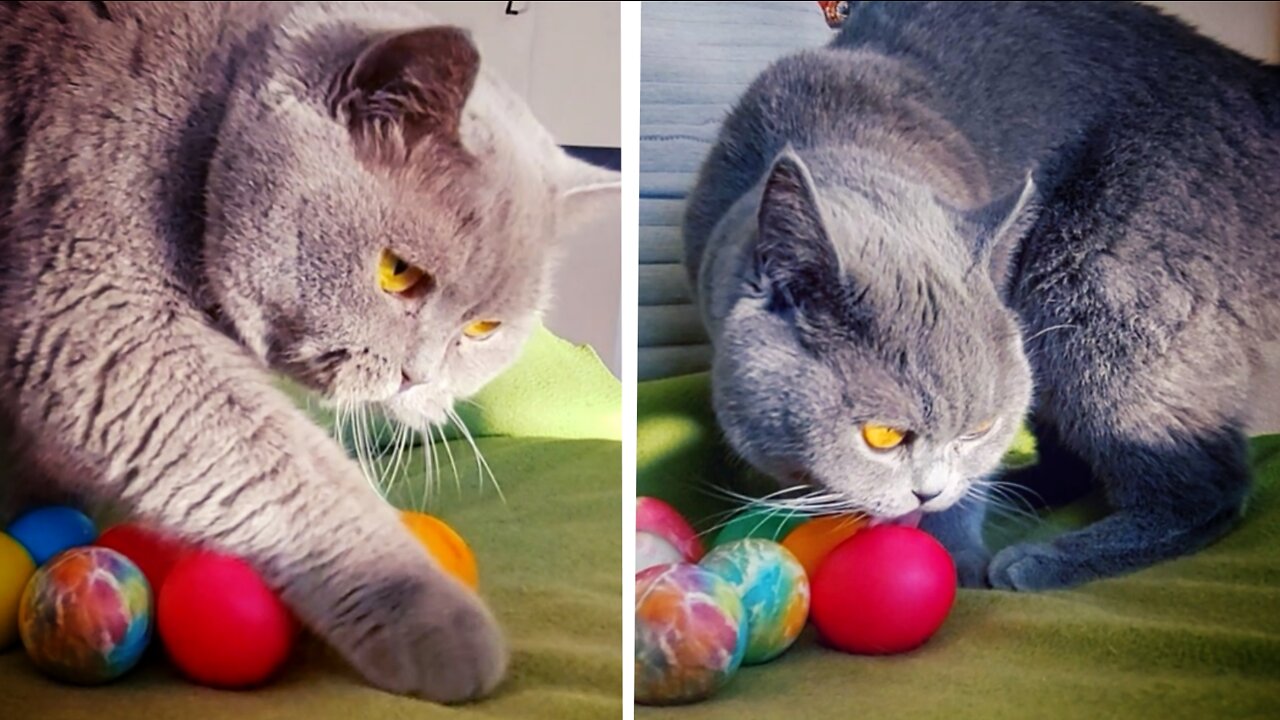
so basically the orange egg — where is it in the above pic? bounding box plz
[401,512,479,590]
[782,515,867,579]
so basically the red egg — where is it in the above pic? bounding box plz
[158,552,297,688]
[810,525,956,655]
[96,523,191,593]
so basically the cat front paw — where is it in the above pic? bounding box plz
[337,574,508,703]
[987,542,1070,591]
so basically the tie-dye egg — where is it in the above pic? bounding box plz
[635,563,747,705]
[19,547,152,684]
[637,532,685,574]
[699,539,810,665]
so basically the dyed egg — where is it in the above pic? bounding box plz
[811,525,955,655]
[637,531,684,574]
[0,532,36,648]
[782,515,866,579]
[19,547,152,684]
[636,497,704,561]
[8,506,97,566]
[699,539,809,664]
[96,523,191,593]
[401,511,479,589]
[712,507,809,548]
[158,552,296,688]
[635,563,746,705]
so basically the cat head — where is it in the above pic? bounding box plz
[204,23,618,428]
[710,148,1034,519]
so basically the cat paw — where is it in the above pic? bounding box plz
[339,575,508,703]
[987,542,1069,591]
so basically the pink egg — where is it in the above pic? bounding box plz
[636,497,704,561]
[637,532,684,574]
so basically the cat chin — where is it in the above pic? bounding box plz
[380,394,452,430]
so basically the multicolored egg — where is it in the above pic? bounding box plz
[637,531,684,574]
[19,547,152,684]
[699,539,809,664]
[636,497,704,561]
[635,563,746,705]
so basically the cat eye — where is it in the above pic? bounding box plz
[960,418,996,441]
[463,320,502,340]
[377,249,430,296]
[861,423,907,451]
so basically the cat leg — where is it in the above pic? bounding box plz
[920,492,991,588]
[923,416,1101,588]
[987,426,1248,590]
[6,310,505,701]
[0,433,81,524]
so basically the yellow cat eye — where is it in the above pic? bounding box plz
[463,320,502,339]
[378,249,429,295]
[861,423,907,451]
[962,418,996,440]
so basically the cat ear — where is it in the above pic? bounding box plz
[968,172,1038,292]
[755,148,839,306]
[330,26,480,153]
[557,154,621,236]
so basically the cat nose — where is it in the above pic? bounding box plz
[913,489,941,504]
[400,370,415,391]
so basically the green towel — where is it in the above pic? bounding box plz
[637,372,1280,719]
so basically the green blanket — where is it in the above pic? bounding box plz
[638,373,1280,719]
[5,328,622,719]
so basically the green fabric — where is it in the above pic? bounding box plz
[638,372,1280,719]
[454,327,621,443]
[6,437,621,719]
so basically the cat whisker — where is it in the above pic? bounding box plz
[1023,323,1079,344]
[424,425,440,509]
[393,421,414,510]
[448,408,505,505]
[972,481,1043,525]
[428,424,442,511]
[344,400,381,497]
[433,423,462,500]
[692,482,866,532]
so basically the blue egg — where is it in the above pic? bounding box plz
[8,507,97,565]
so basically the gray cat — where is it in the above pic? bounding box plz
[685,1,1278,590]
[0,1,617,701]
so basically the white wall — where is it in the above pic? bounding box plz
[423,2,621,376]
[1146,1,1280,61]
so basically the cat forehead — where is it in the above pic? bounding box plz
[818,184,971,273]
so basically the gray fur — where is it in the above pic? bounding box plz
[0,1,616,701]
[685,1,1278,590]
